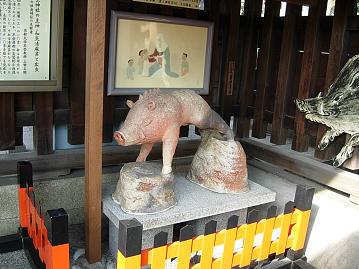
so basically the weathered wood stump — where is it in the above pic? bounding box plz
[187,130,249,193]
[112,162,176,214]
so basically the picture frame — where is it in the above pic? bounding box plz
[107,11,214,95]
[0,0,64,93]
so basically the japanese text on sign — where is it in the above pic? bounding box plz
[0,0,51,81]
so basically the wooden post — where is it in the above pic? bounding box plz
[252,0,281,139]
[271,4,301,145]
[34,92,54,155]
[85,0,106,263]
[292,0,326,152]
[220,0,241,124]
[68,0,87,145]
[208,0,221,108]
[237,0,262,138]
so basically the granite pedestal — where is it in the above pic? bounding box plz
[103,171,275,258]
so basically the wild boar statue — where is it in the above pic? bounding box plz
[295,54,359,167]
[114,89,234,174]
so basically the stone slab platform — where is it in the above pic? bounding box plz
[103,172,275,231]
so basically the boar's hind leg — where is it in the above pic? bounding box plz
[136,143,154,162]
[200,111,234,141]
[333,133,359,167]
[318,129,342,150]
[162,126,180,174]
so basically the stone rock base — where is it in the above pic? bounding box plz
[187,130,249,193]
[112,162,177,214]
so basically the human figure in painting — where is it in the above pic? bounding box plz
[148,33,179,78]
[138,49,150,76]
[181,53,189,77]
[126,59,135,80]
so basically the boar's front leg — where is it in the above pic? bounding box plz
[333,133,359,167]
[162,125,180,174]
[318,129,342,150]
[136,143,154,162]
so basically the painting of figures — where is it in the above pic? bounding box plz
[108,12,213,95]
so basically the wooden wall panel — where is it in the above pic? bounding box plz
[0,93,15,150]
[34,93,54,155]
[68,0,87,144]
[271,4,301,144]
[207,0,221,108]
[252,0,281,139]
[292,0,327,152]
[220,0,241,124]
[1,0,358,173]
[237,0,262,138]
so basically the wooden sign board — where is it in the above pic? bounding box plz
[133,0,204,10]
[0,0,64,92]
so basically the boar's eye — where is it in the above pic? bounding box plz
[143,118,153,126]
[333,95,341,102]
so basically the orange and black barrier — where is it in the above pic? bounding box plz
[0,161,70,269]
[117,185,315,269]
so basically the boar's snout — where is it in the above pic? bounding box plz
[295,98,318,113]
[114,131,126,145]
[295,99,307,112]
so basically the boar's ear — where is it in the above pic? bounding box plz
[126,100,134,108]
[147,101,156,111]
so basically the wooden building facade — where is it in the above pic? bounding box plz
[1,0,358,173]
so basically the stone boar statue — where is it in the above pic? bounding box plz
[295,54,359,167]
[114,89,233,174]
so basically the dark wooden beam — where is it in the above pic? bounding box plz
[68,0,87,145]
[237,0,262,138]
[273,0,315,5]
[0,140,200,177]
[245,106,319,137]
[85,0,106,263]
[220,0,241,124]
[0,93,15,150]
[34,93,54,155]
[208,0,221,107]
[292,0,326,152]
[240,138,359,200]
[252,0,281,139]
[271,4,301,145]
[315,0,356,160]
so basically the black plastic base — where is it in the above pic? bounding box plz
[20,228,46,269]
[255,258,316,269]
[0,233,22,253]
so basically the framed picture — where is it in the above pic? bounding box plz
[0,0,64,92]
[107,11,214,95]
